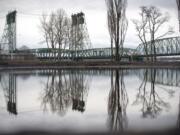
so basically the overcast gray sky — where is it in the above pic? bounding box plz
[0,0,179,49]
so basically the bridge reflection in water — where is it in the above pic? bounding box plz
[137,69,180,87]
[0,68,179,132]
[0,73,17,115]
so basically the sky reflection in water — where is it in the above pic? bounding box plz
[0,69,179,133]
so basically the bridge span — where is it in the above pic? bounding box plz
[21,36,180,60]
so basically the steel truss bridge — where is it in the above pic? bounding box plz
[23,36,180,60]
[26,47,135,60]
[134,37,180,56]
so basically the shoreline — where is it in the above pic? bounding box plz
[0,61,180,70]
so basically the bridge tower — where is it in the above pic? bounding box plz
[70,12,91,59]
[0,11,17,54]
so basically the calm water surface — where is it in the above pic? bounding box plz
[0,68,179,133]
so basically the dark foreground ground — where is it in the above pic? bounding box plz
[0,130,179,135]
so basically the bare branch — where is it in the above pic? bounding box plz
[133,6,173,61]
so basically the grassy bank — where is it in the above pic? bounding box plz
[0,60,180,70]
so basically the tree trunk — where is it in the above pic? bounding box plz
[152,29,156,62]
[115,16,120,61]
[111,38,113,60]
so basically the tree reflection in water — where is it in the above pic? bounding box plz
[41,70,89,116]
[41,70,71,116]
[108,69,128,132]
[133,69,171,118]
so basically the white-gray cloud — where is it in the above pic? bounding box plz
[0,0,179,49]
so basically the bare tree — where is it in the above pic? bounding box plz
[40,12,57,60]
[107,8,115,60]
[40,9,71,60]
[64,18,72,51]
[55,9,70,60]
[106,0,128,61]
[47,13,57,49]
[177,0,180,31]
[40,14,50,49]
[132,7,149,60]
[133,6,174,61]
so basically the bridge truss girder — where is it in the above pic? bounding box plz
[30,47,135,59]
[135,37,180,55]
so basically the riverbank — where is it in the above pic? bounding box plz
[0,60,180,70]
